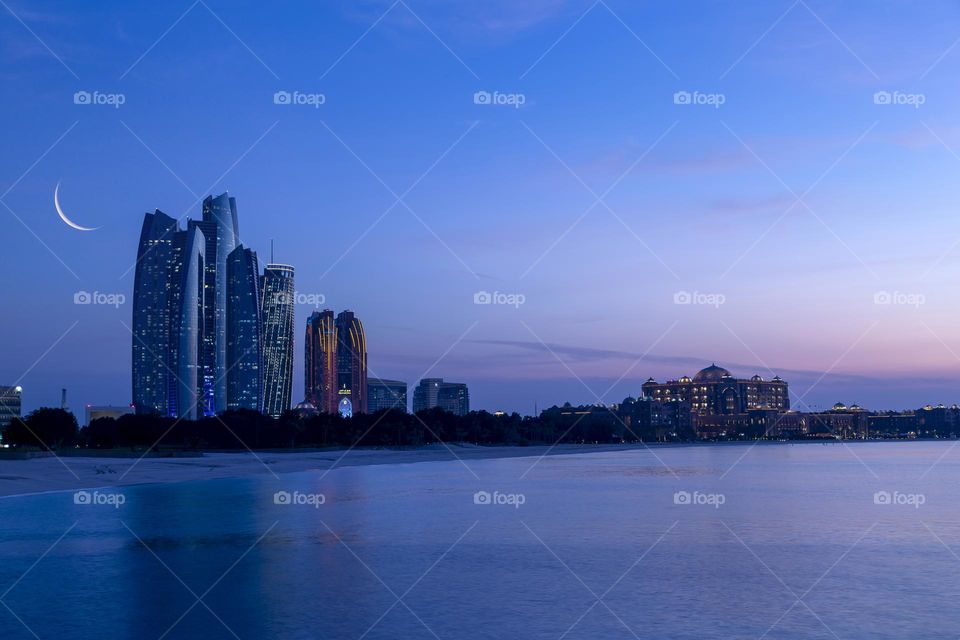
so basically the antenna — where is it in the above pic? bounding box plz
[270,239,274,264]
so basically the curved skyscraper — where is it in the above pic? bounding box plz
[133,194,266,420]
[305,310,337,413]
[132,211,206,420]
[226,245,262,411]
[261,264,295,417]
[196,193,240,415]
[335,311,367,417]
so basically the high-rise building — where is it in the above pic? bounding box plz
[194,193,240,415]
[0,385,23,430]
[305,310,337,413]
[368,378,407,413]
[335,311,367,418]
[261,264,295,418]
[413,378,469,416]
[226,245,262,411]
[132,211,206,420]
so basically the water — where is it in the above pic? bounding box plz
[1,442,959,639]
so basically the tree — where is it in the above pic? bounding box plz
[5,408,79,449]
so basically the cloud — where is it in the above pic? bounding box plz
[470,338,895,386]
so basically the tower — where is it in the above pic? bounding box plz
[335,311,367,417]
[261,264,295,418]
[194,192,240,415]
[132,211,206,420]
[226,245,262,411]
[305,310,337,413]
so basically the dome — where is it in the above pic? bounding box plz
[294,400,318,416]
[751,374,763,382]
[693,364,732,382]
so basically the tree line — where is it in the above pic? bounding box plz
[1,403,649,451]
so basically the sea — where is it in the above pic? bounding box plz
[1,441,958,639]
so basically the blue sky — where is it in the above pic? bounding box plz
[4,0,960,415]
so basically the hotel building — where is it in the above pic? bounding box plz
[641,364,789,415]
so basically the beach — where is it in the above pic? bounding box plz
[0,443,674,498]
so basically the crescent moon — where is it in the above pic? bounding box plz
[54,182,98,231]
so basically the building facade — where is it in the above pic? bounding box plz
[0,385,22,430]
[335,311,367,418]
[194,193,240,415]
[305,310,337,413]
[84,405,134,427]
[260,264,295,417]
[413,378,469,416]
[226,245,262,411]
[618,397,694,441]
[368,378,407,413]
[132,211,206,420]
[642,364,789,416]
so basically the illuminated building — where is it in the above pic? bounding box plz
[132,211,206,420]
[368,378,407,413]
[335,311,367,417]
[305,310,337,413]
[260,264,295,417]
[194,193,240,415]
[0,385,22,430]
[641,364,788,415]
[226,246,262,411]
[413,378,469,416]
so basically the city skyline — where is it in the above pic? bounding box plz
[7,2,960,416]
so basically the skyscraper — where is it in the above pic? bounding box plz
[368,378,407,413]
[335,311,367,417]
[132,211,206,420]
[0,385,22,430]
[194,193,240,415]
[413,378,469,416]
[261,264,295,418]
[226,245,262,411]
[305,310,337,413]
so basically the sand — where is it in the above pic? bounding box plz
[0,443,668,498]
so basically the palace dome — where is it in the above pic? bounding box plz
[693,364,732,382]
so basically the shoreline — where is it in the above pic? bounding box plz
[0,439,937,499]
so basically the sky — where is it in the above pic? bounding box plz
[3,0,960,416]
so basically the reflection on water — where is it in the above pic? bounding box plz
[2,442,960,639]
